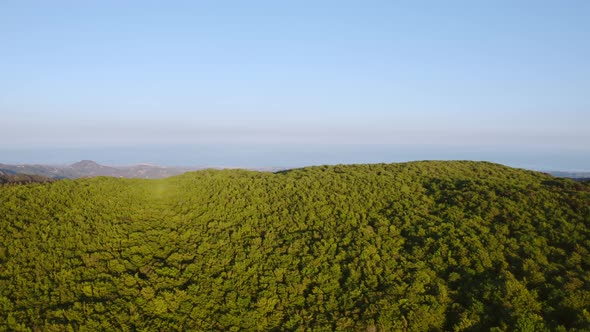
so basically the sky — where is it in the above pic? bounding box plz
[1,1,589,168]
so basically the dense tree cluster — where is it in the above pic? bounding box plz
[0,161,589,331]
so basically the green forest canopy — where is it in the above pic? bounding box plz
[0,161,589,331]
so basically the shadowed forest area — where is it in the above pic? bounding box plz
[0,161,589,331]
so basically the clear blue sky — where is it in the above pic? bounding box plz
[1,1,589,164]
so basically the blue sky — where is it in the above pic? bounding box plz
[1,1,589,166]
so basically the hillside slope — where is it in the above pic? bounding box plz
[0,160,196,179]
[0,170,54,185]
[0,161,588,331]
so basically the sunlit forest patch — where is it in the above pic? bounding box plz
[0,161,589,331]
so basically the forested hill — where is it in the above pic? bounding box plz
[0,160,198,179]
[0,170,54,185]
[0,161,589,331]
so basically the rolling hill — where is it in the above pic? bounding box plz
[0,161,588,331]
[0,170,54,185]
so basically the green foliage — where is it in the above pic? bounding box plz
[0,161,589,331]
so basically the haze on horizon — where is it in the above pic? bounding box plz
[1,1,589,168]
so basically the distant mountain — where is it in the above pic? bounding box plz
[0,160,200,179]
[548,170,590,179]
[0,170,54,185]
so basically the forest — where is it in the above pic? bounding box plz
[0,161,589,331]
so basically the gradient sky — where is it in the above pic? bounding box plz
[1,1,589,152]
